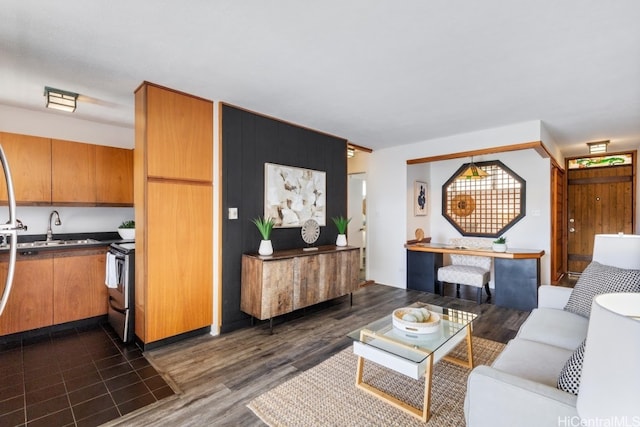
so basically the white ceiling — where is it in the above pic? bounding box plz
[1,1,639,156]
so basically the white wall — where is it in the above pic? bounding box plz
[0,105,133,148]
[367,120,556,288]
[0,104,136,235]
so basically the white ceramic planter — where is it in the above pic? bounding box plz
[118,228,135,240]
[492,243,507,252]
[258,239,273,256]
[336,234,347,247]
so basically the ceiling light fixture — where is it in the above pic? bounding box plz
[587,140,609,154]
[44,86,78,112]
[458,157,489,180]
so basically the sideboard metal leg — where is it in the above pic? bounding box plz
[350,292,353,306]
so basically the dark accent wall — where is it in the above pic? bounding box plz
[221,104,348,333]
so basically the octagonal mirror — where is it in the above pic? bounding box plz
[442,160,526,237]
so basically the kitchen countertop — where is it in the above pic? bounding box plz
[0,232,131,253]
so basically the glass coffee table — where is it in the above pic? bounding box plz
[347,302,477,422]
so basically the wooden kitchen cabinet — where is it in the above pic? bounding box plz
[0,255,54,335]
[135,82,213,346]
[241,246,360,321]
[52,139,97,204]
[0,248,108,336]
[144,84,213,182]
[0,132,52,204]
[0,131,133,206]
[95,145,133,205]
[53,250,108,324]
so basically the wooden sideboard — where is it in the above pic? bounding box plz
[241,246,360,324]
[405,242,545,311]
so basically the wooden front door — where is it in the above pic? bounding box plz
[566,153,636,274]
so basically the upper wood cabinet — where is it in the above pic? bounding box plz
[0,132,52,204]
[144,84,213,181]
[95,145,133,205]
[0,132,133,206]
[52,139,97,204]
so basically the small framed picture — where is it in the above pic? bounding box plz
[414,181,427,216]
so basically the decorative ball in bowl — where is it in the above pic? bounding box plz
[392,307,441,334]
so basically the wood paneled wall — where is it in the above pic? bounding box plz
[221,104,348,332]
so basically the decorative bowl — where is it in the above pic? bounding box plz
[392,307,441,334]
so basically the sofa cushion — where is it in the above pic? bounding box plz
[517,308,588,351]
[557,339,587,395]
[492,339,574,387]
[564,261,640,318]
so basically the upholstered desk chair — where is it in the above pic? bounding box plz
[437,238,492,304]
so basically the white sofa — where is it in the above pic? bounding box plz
[464,234,640,426]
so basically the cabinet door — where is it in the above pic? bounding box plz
[146,181,213,342]
[0,256,54,335]
[95,145,133,205]
[261,260,294,318]
[53,250,108,324]
[0,132,52,204]
[52,139,96,203]
[145,84,213,182]
[294,256,321,310]
[337,248,360,295]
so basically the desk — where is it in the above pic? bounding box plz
[405,243,545,311]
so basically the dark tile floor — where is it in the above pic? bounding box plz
[0,323,174,427]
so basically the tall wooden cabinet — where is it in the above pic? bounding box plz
[134,82,213,346]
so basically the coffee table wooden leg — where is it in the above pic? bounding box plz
[355,354,434,422]
[442,324,474,369]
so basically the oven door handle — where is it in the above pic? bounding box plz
[109,297,126,314]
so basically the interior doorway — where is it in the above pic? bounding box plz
[348,173,366,279]
[565,152,636,275]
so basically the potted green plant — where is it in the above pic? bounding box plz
[118,220,135,240]
[492,236,507,252]
[252,216,275,255]
[332,215,351,247]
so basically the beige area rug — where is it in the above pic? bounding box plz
[248,337,504,427]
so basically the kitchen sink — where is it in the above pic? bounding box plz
[16,238,100,249]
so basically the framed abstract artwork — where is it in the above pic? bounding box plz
[414,180,427,216]
[264,163,326,227]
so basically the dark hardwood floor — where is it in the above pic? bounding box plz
[105,283,531,426]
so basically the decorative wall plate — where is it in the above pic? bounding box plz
[301,219,320,245]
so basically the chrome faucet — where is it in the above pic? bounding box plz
[46,210,62,241]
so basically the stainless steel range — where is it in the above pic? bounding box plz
[105,242,135,343]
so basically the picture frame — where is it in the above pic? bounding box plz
[414,180,427,216]
[264,163,326,227]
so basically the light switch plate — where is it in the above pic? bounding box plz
[228,207,238,220]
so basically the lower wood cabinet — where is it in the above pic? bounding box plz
[53,250,108,324]
[241,246,360,320]
[0,255,53,335]
[0,248,108,336]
